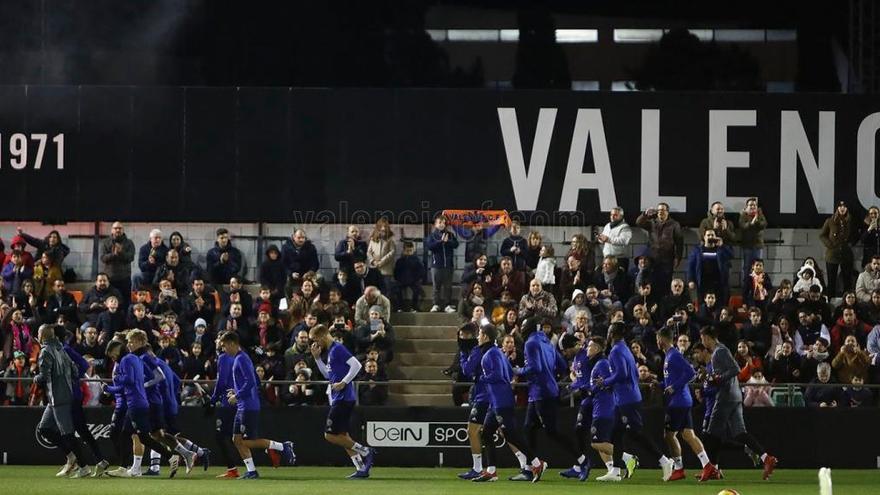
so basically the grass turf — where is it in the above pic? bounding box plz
[1,466,878,495]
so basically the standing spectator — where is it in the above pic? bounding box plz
[687,229,733,307]
[464,224,489,264]
[831,335,871,384]
[524,231,544,271]
[819,201,857,297]
[804,362,841,407]
[499,220,528,271]
[2,251,32,293]
[425,215,459,313]
[743,259,773,311]
[738,197,768,287]
[168,231,194,264]
[597,207,632,271]
[698,201,737,246]
[855,256,880,303]
[534,244,556,296]
[636,202,684,297]
[487,257,526,302]
[334,225,367,275]
[830,307,871,355]
[99,221,135,310]
[2,308,37,369]
[518,279,558,321]
[367,218,397,297]
[206,228,243,285]
[392,241,424,313]
[567,233,595,273]
[134,229,168,290]
[259,245,287,297]
[282,229,320,282]
[16,228,70,267]
[859,206,880,268]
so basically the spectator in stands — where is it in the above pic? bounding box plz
[766,340,801,383]
[855,255,880,303]
[168,231,194,264]
[699,201,737,246]
[743,259,773,311]
[127,302,156,340]
[354,306,395,363]
[584,285,613,331]
[660,307,700,344]
[75,325,104,364]
[206,228,243,285]
[735,340,763,383]
[180,341,208,379]
[79,272,122,325]
[12,279,37,320]
[868,324,880,370]
[158,334,182,372]
[100,221,135,309]
[32,252,62,305]
[281,229,320,282]
[254,307,283,352]
[769,315,795,355]
[1,307,36,369]
[348,259,385,296]
[3,350,33,405]
[159,248,203,294]
[392,241,424,313]
[464,224,489,264]
[259,245,286,297]
[742,307,772,358]
[425,215,459,313]
[657,278,690,322]
[134,229,168,290]
[594,255,631,305]
[3,236,34,269]
[335,225,367,275]
[534,244,556,296]
[184,318,215,358]
[636,202,683,297]
[461,253,491,287]
[458,282,488,322]
[2,251,32,293]
[833,291,860,322]
[832,334,871,384]
[794,309,831,356]
[687,228,733,306]
[95,295,125,344]
[358,359,389,406]
[860,206,880,268]
[182,277,215,327]
[676,333,692,360]
[44,279,78,325]
[799,337,831,383]
[802,285,833,325]
[518,279,558,321]
[624,282,659,321]
[525,231,544,271]
[252,286,278,320]
[742,369,773,407]
[766,279,798,323]
[218,302,252,348]
[738,197,768,286]
[288,277,323,319]
[567,233,595,273]
[820,201,857,297]
[16,227,69,267]
[562,289,588,328]
[842,375,873,407]
[283,329,313,372]
[490,290,516,324]
[830,307,871,355]
[488,256,526,302]
[694,292,721,326]
[354,286,391,327]
[367,218,397,296]
[152,278,183,315]
[715,307,740,351]
[557,255,587,307]
[597,207,632,271]
[501,334,524,368]
[805,362,841,407]
[324,287,351,321]
[500,220,528,271]
[860,289,880,325]
[629,253,657,294]
[221,276,253,318]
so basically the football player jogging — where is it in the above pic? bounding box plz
[596,322,675,481]
[220,332,295,479]
[211,332,242,478]
[473,324,547,483]
[104,330,181,478]
[456,323,532,481]
[309,324,377,479]
[698,326,778,482]
[103,340,132,475]
[656,327,712,481]
[587,337,624,481]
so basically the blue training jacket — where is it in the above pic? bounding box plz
[590,357,615,419]
[63,344,89,402]
[604,339,642,406]
[211,352,233,408]
[662,346,695,408]
[481,345,514,409]
[518,331,566,401]
[105,353,149,410]
[460,344,490,404]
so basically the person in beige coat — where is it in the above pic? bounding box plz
[368,218,397,300]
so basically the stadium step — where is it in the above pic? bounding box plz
[390,383,451,395]
[395,339,457,353]
[387,365,448,380]
[394,325,459,340]
[390,312,463,326]
[395,352,456,366]
[387,392,452,407]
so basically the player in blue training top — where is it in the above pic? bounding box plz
[103,340,132,476]
[557,333,593,481]
[473,323,547,483]
[211,331,241,478]
[104,330,180,478]
[588,336,624,481]
[596,322,675,481]
[656,327,711,481]
[143,350,211,475]
[310,324,377,479]
[220,331,295,479]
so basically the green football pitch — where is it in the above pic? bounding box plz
[1,466,877,495]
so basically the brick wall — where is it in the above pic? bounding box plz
[0,222,852,292]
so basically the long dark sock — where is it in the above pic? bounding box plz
[110,427,128,463]
[575,425,589,457]
[137,433,172,460]
[734,432,766,456]
[703,434,722,464]
[503,426,532,461]
[76,422,106,463]
[60,434,86,462]
[215,430,236,469]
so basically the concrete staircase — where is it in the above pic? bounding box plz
[388,311,462,406]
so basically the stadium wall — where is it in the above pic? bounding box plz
[2,406,878,468]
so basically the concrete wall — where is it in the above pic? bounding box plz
[0,222,850,291]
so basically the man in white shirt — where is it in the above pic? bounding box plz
[597,207,632,271]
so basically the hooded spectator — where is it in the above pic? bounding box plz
[260,244,287,296]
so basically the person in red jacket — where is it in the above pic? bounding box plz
[4,236,35,269]
[830,307,872,355]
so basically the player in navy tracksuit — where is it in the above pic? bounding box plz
[310,324,376,479]
[104,330,178,478]
[57,327,110,476]
[558,334,594,481]
[474,324,547,483]
[211,331,241,477]
[656,327,711,481]
[596,322,674,481]
[588,336,624,480]
[104,340,131,468]
[514,321,580,466]
[221,331,295,479]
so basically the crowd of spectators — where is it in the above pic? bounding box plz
[2,198,879,408]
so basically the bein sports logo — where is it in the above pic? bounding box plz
[366,421,506,448]
[35,423,113,450]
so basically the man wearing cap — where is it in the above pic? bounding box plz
[819,201,857,297]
